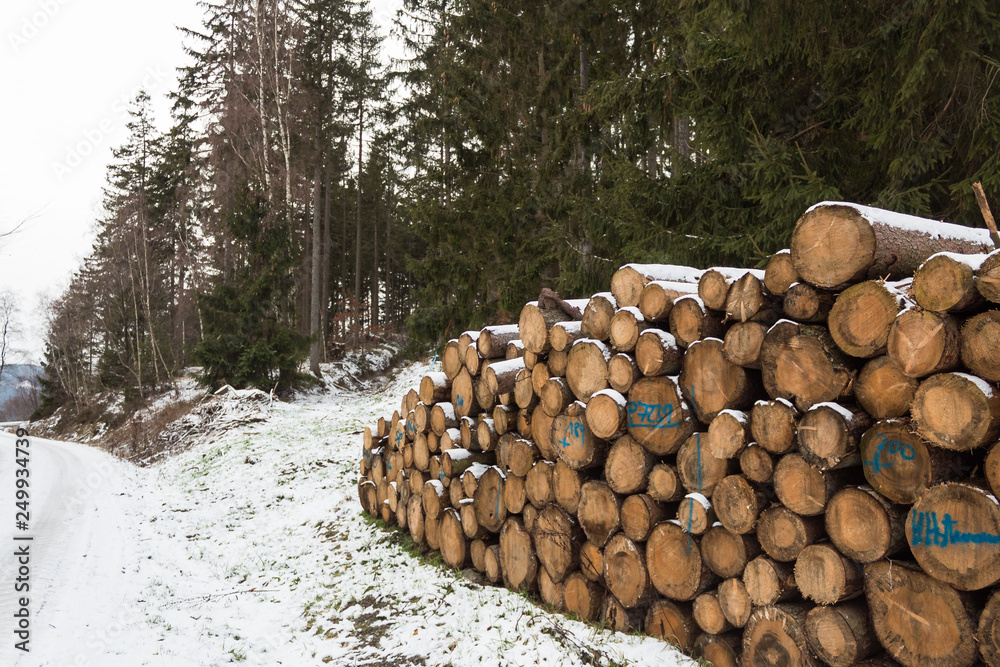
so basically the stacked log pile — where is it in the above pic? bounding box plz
[358,200,1000,667]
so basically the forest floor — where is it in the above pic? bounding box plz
[3,355,694,666]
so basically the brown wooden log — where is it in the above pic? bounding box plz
[448,476,465,507]
[743,604,818,667]
[976,247,1000,302]
[419,372,451,405]
[612,264,704,309]
[828,279,910,358]
[860,420,970,503]
[784,282,837,323]
[912,371,1000,450]
[404,388,420,415]
[537,566,565,610]
[677,432,732,496]
[725,272,771,323]
[603,434,654,495]
[501,472,526,514]
[669,295,726,348]
[499,516,537,592]
[439,427,462,452]
[761,320,857,411]
[358,479,377,516]
[577,480,621,547]
[699,267,764,312]
[887,308,961,378]
[522,502,539,532]
[855,355,919,419]
[604,533,654,608]
[961,310,1000,382]
[483,357,526,398]
[581,292,617,341]
[524,460,555,509]
[740,443,776,483]
[483,543,502,583]
[412,402,431,435]
[644,599,698,652]
[907,480,1000,591]
[551,401,608,470]
[439,507,468,569]
[460,498,486,540]
[695,631,743,667]
[579,540,604,583]
[407,494,425,545]
[744,556,800,606]
[804,599,879,667]
[702,525,762,578]
[608,352,641,394]
[506,339,525,360]
[473,466,507,534]
[797,402,871,470]
[563,571,604,621]
[765,249,799,295]
[565,339,611,402]
[507,437,539,478]
[694,591,733,635]
[408,469,429,498]
[794,542,862,605]
[677,493,716,535]
[396,493,408,528]
[476,417,499,453]
[478,324,520,359]
[757,505,824,562]
[638,280,700,323]
[864,560,979,667]
[708,409,751,459]
[718,577,753,629]
[530,405,557,461]
[647,522,718,601]
[723,320,768,369]
[585,389,628,440]
[978,589,1000,667]
[750,398,800,455]
[548,348,569,377]
[475,374,497,413]
[522,348,539,371]
[464,342,483,376]
[531,360,550,396]
[913,251,988,313]
[443,339,463,381]
[713,474,768,535]
[626,375,696,456]
[518,298,588,355]
[552,459,584,515]
[635,328,683,377]
[451,367,479,419]
[549,320,586,353]
[681,337,759,423]
[647,462,684,502]
[790,201,993,289]
[601,595,644,633]
[539,376,574,418]
[988,441,1000,498]
[825,486,907,563]
[609,307,648,353]
[620,493,667,542]
[533,504,580,584]
[460,415,480,452]
[773,453,851,517]
[441,448,491,480]
[421,479,450,521]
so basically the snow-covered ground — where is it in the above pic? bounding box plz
[1,360,694,666]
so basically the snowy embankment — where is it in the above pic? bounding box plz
[3,359,693,666]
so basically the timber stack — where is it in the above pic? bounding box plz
[358,200,1000,667]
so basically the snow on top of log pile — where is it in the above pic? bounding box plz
[806,201,993,244]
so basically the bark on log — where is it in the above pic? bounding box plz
[533,504,580,584]
[563,571,604,622]
[744,556,800,606]
[742,604,818,667]
[784,282,837,323]
[604,533,654,608]
[913,251,988,313]
[761,320,856,411]
[699,268,764,312]
[828,279,910,358]
[626,375,696,456]
[712,474,768,535]
[478,324,521,359]
[551,401,608,470]
[887,308,960,378]
[565,339,611,402]
[586,389,629,440]
[638,280,700,323]
[647,522,718,601]
[680,337,759,423]
[765,250,800,295]
[608,352,642,394]
[577,480,622,547]
[669,295,725,348]
[702,524,762,578]
[645,599,698,653]
[723,321,768,369]
[620,493,667,542]
[612,264,704,309]
[499,516,537,592]
[550,320,585,353]
[911,371,1000,450]
[635,328,683,377]
[790,201,993,289]
[757,505,824,562]
[750,398,800,455]
[804,599,879,667]
[581,292,617,341]
[960,310,1000,382]
[855,356,919,419]
[794,542,863,605]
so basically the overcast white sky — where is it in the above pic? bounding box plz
[0,0,401,364]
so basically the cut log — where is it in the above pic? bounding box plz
[647,521,718,601]
[740,443,776,483]
[798,402,871,471]
[907,480,1000,591]
[620,493,667,542]
[760,320,856,411]
[608,352,642,394]
[537,564,565,610]
[601,595,644,633]
[757,505,824,562]
[577,480,622,547]
[790,201,993,289]
[859,420,968,503]
[977,249,1000,303]
[443,339,463,380]
[475,374,497,413]
[911,371,1000,450]
[695,632,742,667]
[564,571,604,622]
[864,560,979,667]
[804,600,879,667]
[412,403,430,435]
[694,591,732,635]
[507,437,538,478]
[604,533,653,608]
[825,485,906,563]
[473,466,507,533]
[669,295,725,348]
[579,540,604,582]
[913,251,988,313]
[794,542,862,605]
[552,459,584,514]
[855,355,919,418]
[540,376,574,418]
[647,462,685,502]
[680,337,758,423]
[742,604,817,667]
[522,502,539,532]
[499,516,537,592]
[713,474,768,535]
[422,479,449,520]
[419,372,451,405]
[744,556,800,606]
[549,320,585,352]
[460,498,486,540]
[699,267,765,312]
[439,508,468,569]
[612,264,704,309]
[887,308,960,377]
[626,375,696,456]
[784,282,837,323]
[961,310,1000,382]
[581,292,617,341]
[725,272,771,323]
[609,307,648,353]
[478,324,520,359]
[548,348,568,377]
[603,434,654,495]
[565,339,611,402]
[501,472,526,514]
[459,415,479,452]
[451,367,479,419]
[533,504,580,584]
[988,441,1000,498]
[765,249,800,295]
[638,280,700,322]
[531,361,550,396]
[359,479,377,516]
[773,453,851,517]
[407,494,425,545]
[551,401,608,470]
[718,577,754,628]
[586,389,628,440]
[523,460,555,510]
[441,448,492,479]
[677,432,732,496]
[464,342,483,376]
[483,543,502,583]
[723,321,768,369]
[677,493,716,535]
[828,279,910,358]
[978,589,1000,667]
[483,357,526,398]
[644,599,698,652]
[708,409,751,459]
[635,328,683,377]
[506,339,525,360]
[750,398,799,455]
[702,525,761,578]
[518,297,588,355]
[476,417,499,453]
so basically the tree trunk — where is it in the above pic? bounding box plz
[524,460,555,508]
[551,402,608,470]
[825,486,906,563]
[532,504,580,584]
[608,352,641,394]
[723,321,768,369]
[647,462,685,502]
[677,493,715,535]
[677,432,732,496]
[740,443,776,483]
[724,272,771,323]
[439,507,467,569]
[549,321,585,352]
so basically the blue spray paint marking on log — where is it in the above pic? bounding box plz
[627,401,681,429]
[911,511,1000,547]
[863,434,916,474]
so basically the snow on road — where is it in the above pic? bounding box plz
[1,362,694,666]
